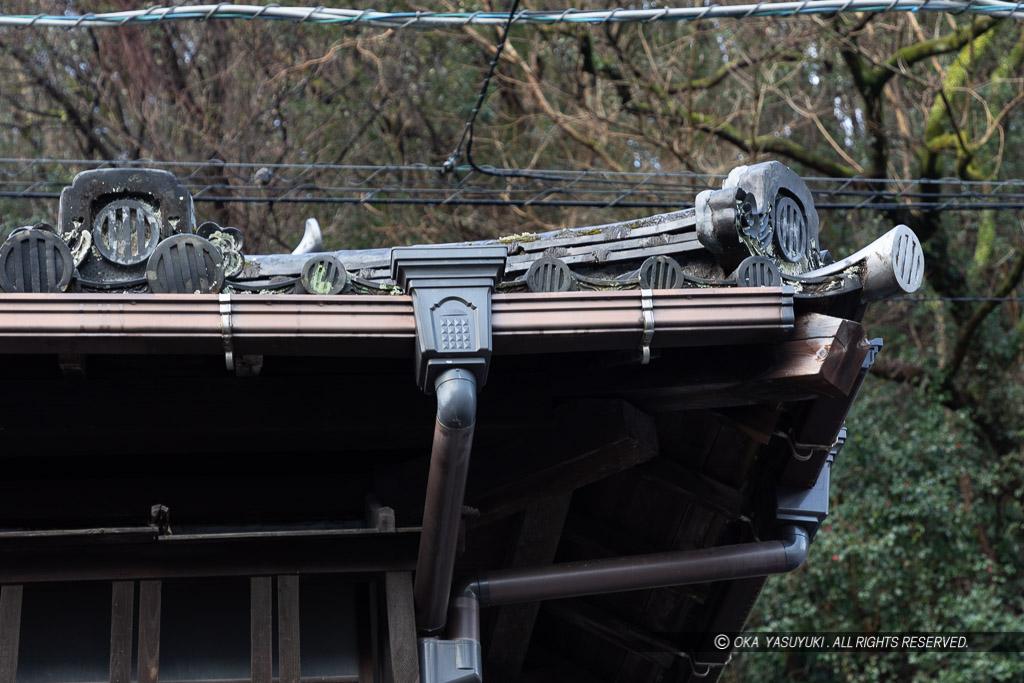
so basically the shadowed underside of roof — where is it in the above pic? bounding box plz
[0,160,910,683]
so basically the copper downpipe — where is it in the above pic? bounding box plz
[414,369,478,635]
[447,525,810,642]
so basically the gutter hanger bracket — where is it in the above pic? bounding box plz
[640,288,655,364]
[864,337,883,369]
[391,246,507,392]
[774,427,845,540]
[219,292,234,372]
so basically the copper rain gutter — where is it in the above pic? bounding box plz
[0,288,793,357]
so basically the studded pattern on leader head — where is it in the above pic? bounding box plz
[439,315,473,351]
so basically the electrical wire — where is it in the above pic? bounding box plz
[443,0,520,176]
[4,191,1023,210]
[453,0,637,185]
[890,296,1024,302]
[3,159,1024,210]
[2,2,1023,29]
[6,158,1024,190]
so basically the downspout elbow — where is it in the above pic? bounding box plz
[435,369,478,429]
[447,576,483,643]
[780,524,810,572]
[452,576,483,602]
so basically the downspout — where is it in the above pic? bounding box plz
[447,524,809,642]
[423,448,835,683]
[391,246,507,638]
[415,368,478,633]
[419,525,809,683]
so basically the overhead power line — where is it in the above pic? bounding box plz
[2,1,1024,29]
[2,159,1024,211]
[6,157,1024,191]
[443,0,520,176]
[892,296,1024,302]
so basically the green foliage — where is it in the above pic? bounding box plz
[732,380,1024,681]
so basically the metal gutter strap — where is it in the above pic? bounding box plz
[218,292,233,371]
[640,288,655,364]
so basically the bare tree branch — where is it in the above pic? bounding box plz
[665,49,804,93]
[943,244,1024,383]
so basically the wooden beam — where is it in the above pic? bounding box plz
[684,576,767,683]
[565,313,869,412]
[137,581,161,683]
[706,405,781,445]
[518,646,607,683]
[383,572,419,683]
[0,527,421,583]
[543,599,679,670]
[701,416,762,489]
[766,313,870,397]
[468,400,658,523]
[356,584,375,683]
[560,513,706,605]
[250,577,273,683]
[366,498,419,683]
[0,586,22,683]
[779,339,876,488]
[366,495,397,534]
[485,495,573,683]
[278,576,301,683]
[110,581,134,683]
[633,458,746,521]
